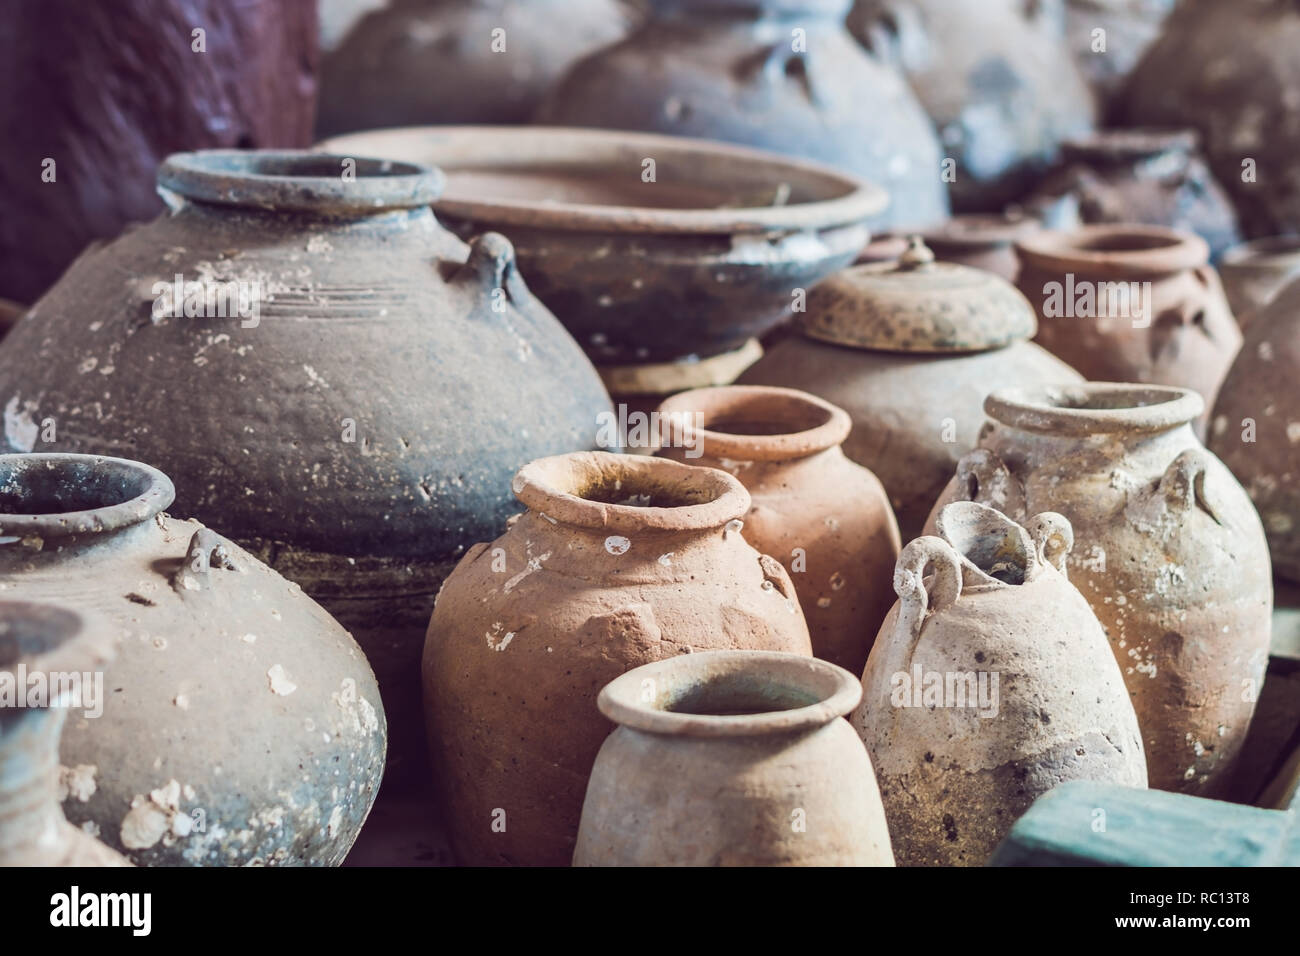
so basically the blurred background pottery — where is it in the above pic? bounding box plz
[913,211,1044,282]
[1217,238,1300,329]
[1064,0,1178,112]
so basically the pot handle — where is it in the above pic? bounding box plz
[1027,511,1073,576]
[736,44,821,106]
[1158,448,1223,525]
[892,536,962,651]
[450,232,535,315]
[952,448,1026,520]
[172,528,237,591]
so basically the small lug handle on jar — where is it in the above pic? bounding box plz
[172,528,237,591]
[452,232,527,305]
[758,553,796,600]
[892,536,962,650]
[736,44,821,106]
[1158,448,1223,525]
[1027,511,1074,576]
[953,448,1026,521]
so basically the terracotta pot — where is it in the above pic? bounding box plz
[1217,237,1300,329]
[317,0,632,136]
[1209,281,1300,584]
[913,213,1044,283]
[574,650,894,865]
[0,601,128,867]
[1027,129,1241,261]
[534,0,949,231]
[929,384,1273,797]
[318,125,884,366]
[1014,224,1242,418]
[0,151,611,785]
[0,454,386,865]
[853,501,1146,865]
[655,385,899,674]
[1065,0,1177,110]
[849,0,1096,212]
[1121,0,1300,237]
[422,451,813,865]
[740,238,1082,540]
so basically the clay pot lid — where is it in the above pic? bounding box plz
[1220,235,1300,269]
[315,125,888,235]
[656,385,850,462]
[914,212,1042,251]
[801,237,1038,353]
[1015,224,1209,279]
[0,602,114,700]
[985,382,1204,437]
[0,454,175,540]
[1058,127,1199,164]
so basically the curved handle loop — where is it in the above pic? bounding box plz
[1027,511,1074,576]
[172,528,237,591]
[892,536,962,651]
[1158,448,1223,525]
[953,448,1027,521]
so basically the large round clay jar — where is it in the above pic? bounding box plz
[0,454,387,865]
[928,384,1273,797]
[317,0,632,136]
[574,650,894,866]
[0,151,611,784]
[1209,280,1300,583]
[914,212,1044,283]
[739,238,1082,541]
[655,385,900,675]
[534,0,949,231]
[422,451,813,866]
[1217,237,1300,329]
[1015,224,1242,418]
[853,502,1146,866]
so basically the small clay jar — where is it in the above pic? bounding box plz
[740,238,1082,540]
[655,385,900,675]
[1015,224,1242,416]
[574,649,895,866]
[913,212,1044,283]
[0,602,129,867]
[422,451,813,866]
[853,501,1146,866]
[1217,237,1300,329]
[929,384,1273,797]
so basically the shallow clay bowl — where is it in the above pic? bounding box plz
[317,126,886,365]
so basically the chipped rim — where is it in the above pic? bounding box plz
[0,601,114,695]
[598,649,861,737]
[0,454,176,540]
[655,385,850,462]
[985,383,1204,437]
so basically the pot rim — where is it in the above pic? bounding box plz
[597,649,861,737]
[315,126,889,235]
[654,385,850,462]
[0,454,176,540]
[1220,235,1300,267]
[984,383,1204,436]
[914,212,1042,250]
[157,150,446,215]
[511,451,750,533]
[1058,127,1198,161]
[1015,224,1209,278]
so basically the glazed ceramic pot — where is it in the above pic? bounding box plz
[1027,129,1241,261]
[740,238,1082,540]
[317,0,632,136]
[318,125,885,365]
[422,451,813,866]
[849,0,1096,212]
[1065,0,1177,109]
[0,601,128,867]
[1015,224,1242,417]
[574,650,895,866]
[655,385,900,674]
[0,151,611,784]
[1122,0,1300,237]
[0,454,386,865]
[929,384,1273,797]
[1217,237,1300,329]
[534,0,949,231]
[853,501,1146,866]
[1209,281,1300,583]
[913,212,1044,283]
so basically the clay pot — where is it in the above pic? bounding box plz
[853,501,1146,866]
[740,238,1082,540]
[0,151,611,784]
[1217,237,1300,329]
[1121,0,1300,237]
[0,601,128,867]
[1209,281,1300,584]
[317,0,632,136]
[1014,224,1242,417]
[534,0,949,231]
[929,384,1273,797]
[574,650,894,865]
[1027,129,1241,261]
[655,385,900,674]
[1065,0,1177,109]
[849,0,1096,212]
[913,212,1044,283]
[0,453,386,865]
[318,125,885,366]
[422,451,813,866]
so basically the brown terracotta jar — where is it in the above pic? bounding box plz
[422,451,812,866]
[913,212,1044,283]
[854,502,1146,866]
[655,385,899,675]
[1209,281,1300,584]
[1217,237,1300,330]
[1,601,129,867]
[929,384,1273,797]
[740,238,1082,540]
[1015,224,1242,417]
[574,650,894,866]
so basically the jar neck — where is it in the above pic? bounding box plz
[0,707,67,861]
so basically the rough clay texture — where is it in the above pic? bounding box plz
[853,502,1146,866]
[422,451,813,866]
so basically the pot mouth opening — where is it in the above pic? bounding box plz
[598,650,860,737]
[936,502,1031,586]
[1016,225,1208,276]
[0,454,175,540]
[916,212,1040,247]
[985,383,1203,436]
[655,386,849,462]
